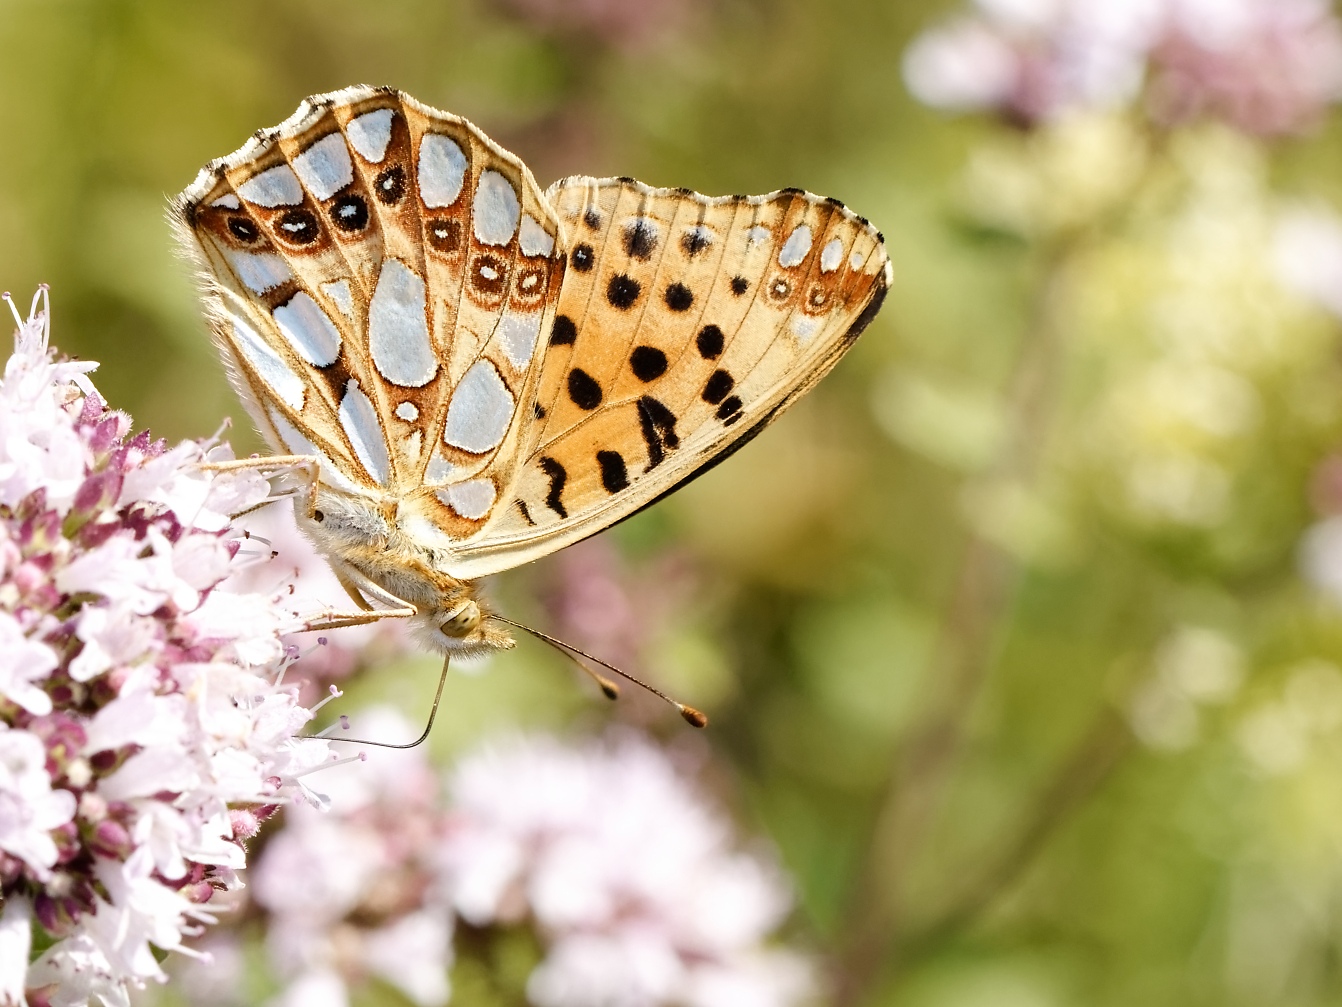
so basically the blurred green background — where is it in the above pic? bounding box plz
[9,1,1342,1005]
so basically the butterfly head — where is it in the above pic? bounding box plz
[408,591,514,659]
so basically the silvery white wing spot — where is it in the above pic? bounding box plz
[174,85,890,669]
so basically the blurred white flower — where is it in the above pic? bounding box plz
[1300,515,1342,604]
[0,289,330,1007]
[1129,625,1246,750]
[1273,204,1342,320]
[440,732,811,1007]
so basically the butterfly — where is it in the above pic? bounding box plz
[174,85,889,709]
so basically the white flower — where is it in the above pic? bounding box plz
[0,609,58,714]
[0,897,32,1007]
[0,726,75,878]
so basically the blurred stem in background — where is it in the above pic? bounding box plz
[842,206,1130,993]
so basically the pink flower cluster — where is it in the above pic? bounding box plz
[183,722,809,1007]
[439,733,810,1007]
[0,291,330,1007]
[903,0,1342,135]
[250,709,452,1007]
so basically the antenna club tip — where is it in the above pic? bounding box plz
[600,682,620,700]
[679,706,709,729]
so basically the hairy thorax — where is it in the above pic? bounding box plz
[296,489,515,659]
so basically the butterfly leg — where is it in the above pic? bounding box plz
[303,609,413,632]
[303,566,420,632]
[195,454,323,518]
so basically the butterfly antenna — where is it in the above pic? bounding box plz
[489,615,708,728]
[316,653,451,749]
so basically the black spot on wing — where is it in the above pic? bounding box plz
[623,219,658,260]
[730,276,749,296]
[228,217,259,242]
[716,395,744,425]
[568,368,603,410]
[515,499,536,526]
[332,194,369,232]
[696,325,724,359]
[275,208,320,245]
[681,228,711,256]
[584,209,602,230]
[702,370,734,405]
[597,450,630,493]
[571,243,595,272]
[629,346,668,382]
[550,315,577,346]
[664,283,693,312]
[607,274,641,309]
[426,218,461,252]
[539,457,568,517]
[637,395,679,469]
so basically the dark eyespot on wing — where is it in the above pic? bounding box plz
[571,243,595,272]
[597,450,630,493]
[375,165,405,205]
[539,457,568,517]
[730,276,749,296]
[228,217,259,242]
[427,218,461,252]
[681,229,710,256]
[332,194,368,232]
[276,209,320,244]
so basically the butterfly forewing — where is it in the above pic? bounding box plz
[177,86,564,537]
[443,177,890,579]
[176,87,889,584]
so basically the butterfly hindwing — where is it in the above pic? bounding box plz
[444,177,890,579]
[176,86,564,536]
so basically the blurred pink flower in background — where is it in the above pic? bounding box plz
[904,0,1342,134]
[251,708,453,1007]
[440,732,811,1007]
[1149,0,1342,134]
[498,0,693,50]
[0,290,330,1007]
[539,538,697,688]
[181,723,812,1007]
